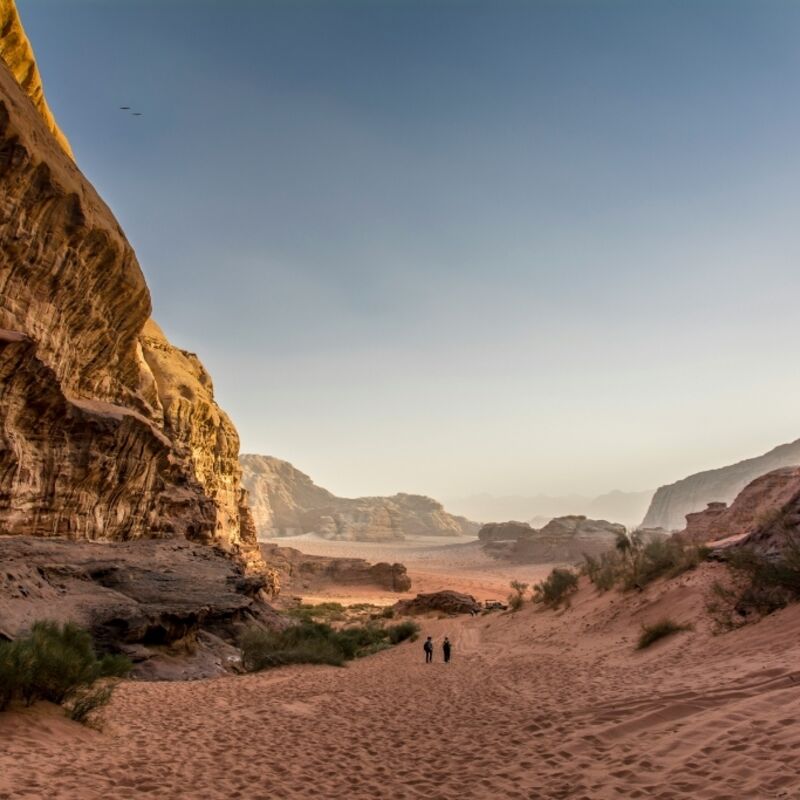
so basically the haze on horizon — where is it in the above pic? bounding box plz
[19,0,800,507]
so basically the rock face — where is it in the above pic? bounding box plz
[261,543,411,595]
[240,454,479,541]
[0,535,282,677]
[394,590,482,616]
[642,439,800,531]
[0,0,72,157]
[481,515,624,563]
[0,6,267,577]
[678,467,800,547]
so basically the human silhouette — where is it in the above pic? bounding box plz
[443,637,452,663]
[423,636,433,663]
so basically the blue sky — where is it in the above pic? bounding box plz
[18,0,800,505]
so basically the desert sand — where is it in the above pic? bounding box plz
[2,560,800,800]
[273,534,556,605]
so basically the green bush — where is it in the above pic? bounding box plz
[380,606,395,619]
[583,536,708,593]
[386,620,419,644]
[240,618,420,672]
[636,619,692,650]
[0,621,130,717]
[709,537,800,628]
[508,580,529,612]
[286,602,347,624]
[533,568,579,609]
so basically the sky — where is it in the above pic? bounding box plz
[17,0,800,508]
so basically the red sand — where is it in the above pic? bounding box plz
[2,560,800,799]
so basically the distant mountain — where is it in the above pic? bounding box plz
[240,454,479,541]
[446,489,653,530]
[642,439,800,531]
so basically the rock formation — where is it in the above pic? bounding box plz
[261,543,412,595]
[0,0,72,157]
[677,467,800,547]
[0,535,281,678]
[642,439,800,531]
[480,515,625,563]
[0,3,269,578]
[394,590,482,616]
[240,454,479,541]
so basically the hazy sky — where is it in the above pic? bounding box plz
[18,0,800,504]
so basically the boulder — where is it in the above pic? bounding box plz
[394,591,482,616]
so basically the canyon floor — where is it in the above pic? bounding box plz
[273,533,555,605]
[2,555,800,800]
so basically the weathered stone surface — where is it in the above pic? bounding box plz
[0,536,283,677]
[241,454,479,541]
[678,467,800,548]
[0,0,72,157]
[394,590,481,616]
[478,521,534,543]
[482,515,624,563]
[261,543,411,594]
[0,8,267,578]
[642,439,800,531]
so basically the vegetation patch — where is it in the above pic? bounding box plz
[583,533,708,593]
[707,533,800,630]
[0,621,131,724]
[636,619,692,650]
[508,580,529,612]
[240,619,420,672]
[533,568,579,609]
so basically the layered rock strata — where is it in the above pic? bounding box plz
[678,467,800,547]
[642,439,800,531]
[480,515,625,563]
[0,3,267,578]
[241,454,479,541]
[0,535,282,677]
[261,542,411,595]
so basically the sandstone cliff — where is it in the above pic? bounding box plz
[0,3,267,578]
[480,515,625,563]
[677,467,800,547]
[0,0,72,157]
[240,454,479,541]
[641,439,800,532]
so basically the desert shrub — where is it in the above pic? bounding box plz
[636,619,692,650]
[380,607,395,619]
[66,685,115,725]
[533,568,579,609]
[240,622,347,670]
[287,602,347,624]
[386,621,419,644]
[0,621,130,716]
[508,580,529,612]
[708,537,800,629]
[240,618,419,672]
[583,538,707,593]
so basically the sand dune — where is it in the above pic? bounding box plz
[3,561,800,799]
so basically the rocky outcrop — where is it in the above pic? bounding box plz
[0,536,282,678]
[678,467,800,547]
[482,515,624,563]
[261,543,411,594]
[0,6,267,578]
[478,521,534,543]
[0,0,72,157]
[241,454,479,541]
[394,590,482,616]
[642,439,800,531]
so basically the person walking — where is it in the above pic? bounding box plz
[443,637,452,664]
[423,636,433,663]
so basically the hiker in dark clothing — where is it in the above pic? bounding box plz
[443,637,452,663]
[424,636,433,663]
